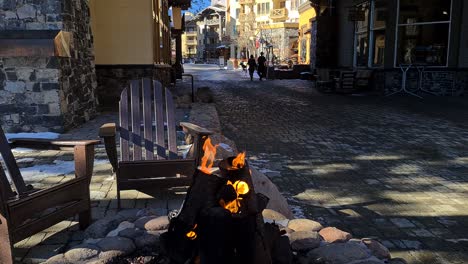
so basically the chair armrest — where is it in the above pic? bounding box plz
[180,122,213,136]
[99,123,118,172]
[180,122,212,166]
[9,138,98,183]
[9,138,100,150]
[99,123,117,137]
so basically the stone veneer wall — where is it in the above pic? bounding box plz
[373,69,468,96]
[95,64,173,108]
[0,0,97,132]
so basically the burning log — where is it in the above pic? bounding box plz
[161,138,287,264]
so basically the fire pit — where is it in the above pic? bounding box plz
[160,138,290,264]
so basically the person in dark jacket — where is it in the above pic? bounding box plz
[257,52,267,80]
[247,55,257,81]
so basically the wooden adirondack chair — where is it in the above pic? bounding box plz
[0,126,99,264]
[99,79,212,208]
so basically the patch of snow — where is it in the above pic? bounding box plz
[446,238,468,243]
[11,148,35,153]
[16,158,35,163]
[5,159,109,182]
[5,132,60,141]
[218,143,233,152]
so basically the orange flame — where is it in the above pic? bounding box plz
[200,137,218,174]
[219,180,250,213]
[232,152,246,168]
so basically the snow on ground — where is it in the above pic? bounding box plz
[5,159,109,182]
[5,132,60,141]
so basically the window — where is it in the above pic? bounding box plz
[256,3,270,15]
[395,0,452,66]
[279,1,286,8]
[354,2,370,67]
[353,0,388,67]
[236,8,240,18]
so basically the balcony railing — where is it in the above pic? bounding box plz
[206,18,220,26]
[270,8,288,21]
[239,0,254,5]
[186,40,197,45]
[185,31,197,36]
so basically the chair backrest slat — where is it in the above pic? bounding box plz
[165,88,178,159]
[119,88,130,161]
[153,81,165,159]
[131,80,142,161]
[0,126,26,196]
[142,79,154,160]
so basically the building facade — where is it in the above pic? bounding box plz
[182,12,198,59]
[194,5,228,63]
[297,0,316,64]
[314,0,468,95]
[89,0,174,107]
[227,0,300,64]
[0,0,98,132]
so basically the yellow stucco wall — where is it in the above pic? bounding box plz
[298,7,315,64]
[90,0,154,65]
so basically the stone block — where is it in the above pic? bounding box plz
[36,69,59,81]
[17,4,37,19]
[3,57,48,69]
[5,81,26,93]
[42,82,59,90]
[17,68,34,81]
[26,22,47,30]
[6,71,18,81]
[43,90,60,103]
[4,11,17,19]
[36,104,49,114]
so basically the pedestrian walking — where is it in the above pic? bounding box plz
[247,55,257,81]
[257,52,267,81]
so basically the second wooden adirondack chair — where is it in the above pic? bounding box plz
[99,79,212,208]
[0,126,99,264]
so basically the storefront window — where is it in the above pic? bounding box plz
[371,0,386,67]
[354,2,369,67]
[396,0,452,66]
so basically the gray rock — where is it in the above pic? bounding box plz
[143,216,169,231]
[117,209,141,221]
[134,216,159,229]
[136,207,167,218]
[118,228,145,240]
[44,254,70,264]
[362,238,391,260]
[64,244,100,262]
[97,237,136,259]
[17,4,36,19]
[288,219,323,232]
[84,214,126,239]
[289,231,321,251]
[307,242,371,264]
[350,257,386,264]
[135,232,161,248]
[106,221,135,237]
[4,11,17,20]
[388,258,408,264]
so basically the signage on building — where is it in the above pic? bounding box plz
[348,8,366,21]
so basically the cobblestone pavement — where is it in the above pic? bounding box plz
[184,64,468,263]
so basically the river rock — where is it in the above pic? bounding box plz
[143,216,169,231]
[85,214,126,239]
[307,242,371,264]
[64,244,100,262]
[118,228,145,240]
[107,221,135,237]
[288,219,323,232]
[319,227,352,243]
[388,258,409,264]
[362,238,391,259]
[97,237,136,259]
[251,167,293,218]
[135,232,161,248]
[134,216,159,229]
[263,209,288,221]
[44,254,70,264]
[289,231,321,251]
